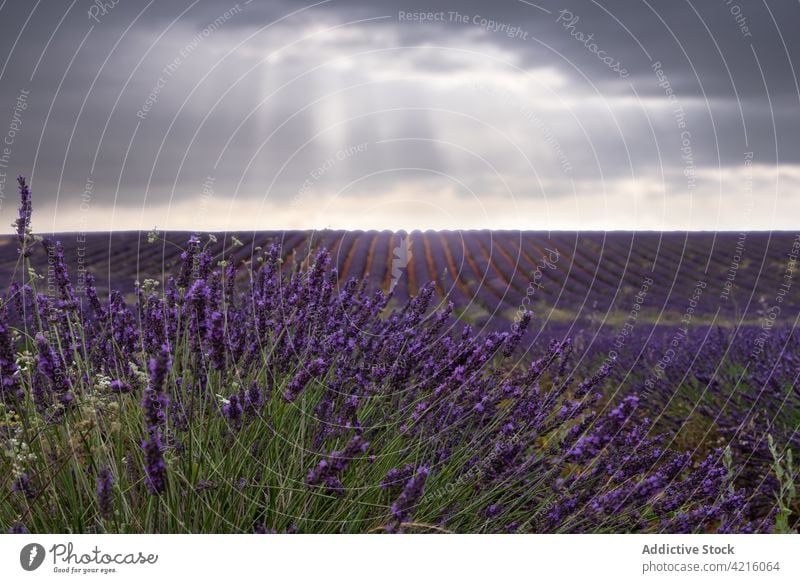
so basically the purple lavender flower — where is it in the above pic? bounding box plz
[11,473,36,499]
[35,333,73,407]
[141,430,167,495]
[83,272,105,319]
[14,176,32,256]
[206,310,227,372]
[8,522,29,534]
[177,236,201,288]
[147,343,172,392]
[390,466,429,525]
[0,314,22,403]
[95,467,114,520]
[306,435,369,495]
[380,464,415,492]
[222,393,243,430]
[504,310,532,357]
[109,379,132,393]
[283,358,327,402]
[484,503,503,518]
[141,343,171,494]
[243,381,264,415]
[141,377,169,430]
[40,239,76,308]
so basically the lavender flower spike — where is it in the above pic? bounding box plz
[306,435,369,495]
[390,466,429,526]
[35,333,74,406]
[141,430,167,495]
[0,313,22,403]
[141,343,171,494]
[14,176,33,256]
[96,467,114,520]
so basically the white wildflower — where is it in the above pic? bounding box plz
[141,279,160,295]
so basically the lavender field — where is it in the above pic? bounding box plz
[1,178,797,534]
[3,229,799,325]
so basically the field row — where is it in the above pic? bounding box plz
[1,231,797,327]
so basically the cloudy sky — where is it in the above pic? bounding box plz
[0,0,798,232]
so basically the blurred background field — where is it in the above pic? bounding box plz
[2,230,797,330]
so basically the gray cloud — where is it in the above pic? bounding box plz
[0,0,798,230]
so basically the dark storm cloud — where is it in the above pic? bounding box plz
[0,0,798,230]
[280,0,800,99]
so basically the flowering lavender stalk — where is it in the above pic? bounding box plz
[177,236,201,289]
[206,310,227,372]
[35,333,73,407]
[504,310,532,357]
[283,358,327,402]
[83,272,105,319]
[243,381,264,416]
[40,239,75,308]
[109,379,132,393]
[306,435,369,495]
[95,468,114,520]
[141,432,167,495]
[12,473,36,500]
[222,393,243,430]
[0,313,22,403]
[389,466,429,528]
[141,344,171,494]
[7,522,29,534]
[14,176,32,257]
[380,464,415,492]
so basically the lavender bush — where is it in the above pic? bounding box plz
[0,178,782,533]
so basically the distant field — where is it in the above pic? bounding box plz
[3,226,797,533]
[2,231,797,330]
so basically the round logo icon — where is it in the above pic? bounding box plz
[20,543,46,571]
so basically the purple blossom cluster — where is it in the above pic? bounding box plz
[139,343,171,495]
[389,466,429,530]
[95,467,114,520]
[307,436,369,495]
[14,175,32,257]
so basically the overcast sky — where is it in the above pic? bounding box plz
[0,0,799,232]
